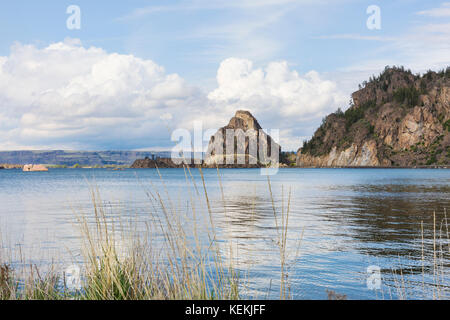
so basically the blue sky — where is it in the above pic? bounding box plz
[0,1,449,151]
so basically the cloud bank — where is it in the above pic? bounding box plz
[0,40,346,151]
[208,58,347,150]
[0,39,202,150]
[209,58,345,117]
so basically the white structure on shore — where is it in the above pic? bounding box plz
[23,164,48,172]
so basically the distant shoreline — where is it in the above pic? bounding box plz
[287,165,450,169]
[2,165,449,170]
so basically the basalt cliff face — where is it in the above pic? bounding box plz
[204,110,281,167]
[130,157,185,168]
[297,67,450,167]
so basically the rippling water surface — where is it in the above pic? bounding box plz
[0,168,449,299]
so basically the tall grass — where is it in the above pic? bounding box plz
[267,177,303,300]
[388,210,449,300]
[0,166,293,300]
[75,166,242,300]
[0,167,448,300]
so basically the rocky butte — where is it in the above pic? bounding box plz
[297,66,450,167]
[204,110,281,168]
[130,111,281,168]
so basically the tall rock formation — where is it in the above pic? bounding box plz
[297,66,450,167]
[204,110,281,167]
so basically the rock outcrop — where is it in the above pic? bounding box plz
[204,110,281,167]
[297,66,450,167]
[0,164,23,169]
[0,151,172,167]
[297,140,385,167]
[130,157,185,168]
[23,164,48,172]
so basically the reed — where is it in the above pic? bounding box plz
[0,167,447,300]
[389,209,449,300]
[0,166,244,300]
[76,167,241,300]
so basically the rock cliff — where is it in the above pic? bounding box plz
[297,67,450,167]
[204,110,281,167]
[130,157,185,168]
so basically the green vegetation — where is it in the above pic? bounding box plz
[358,65,414,90]
[426,155,437,166]
[301,100,377,156]
[444,120,450,132]
[339,100,376,132]
[301,65,449,165]
[437,66,450,78]
[332,100,376,132]
[47,164,68,169]
[301,136,324,156]
[343,106,365,131]
[356,65,448,97]
[393,87,420,108]
[420,79,428,94]
[280,152,297,166]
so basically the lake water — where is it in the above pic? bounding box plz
[0,168,449,300]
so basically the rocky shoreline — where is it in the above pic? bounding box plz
[130,157,188,169]
[0,164,23,170]
[289,165,450,169]
[297,67,450,167]
[1,162,448,170]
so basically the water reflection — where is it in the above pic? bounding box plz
[206,173,449,299]
[0,168,449,299]
[212,194,277,268]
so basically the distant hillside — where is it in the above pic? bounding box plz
[297,66,450,167]
[0,151,172,166]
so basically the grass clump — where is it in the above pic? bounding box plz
[0,264,14,300]
[75,167,242,300]
[0,166,302,300]
[1,167,447,300]
[0,167,245,300]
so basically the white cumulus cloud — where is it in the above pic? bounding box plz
[0,41,345,152]
[0,39,201,150]
[207,58,347,150]
[209,58,345,117]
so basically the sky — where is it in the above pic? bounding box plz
[0,0,449,151]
